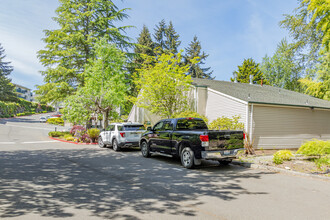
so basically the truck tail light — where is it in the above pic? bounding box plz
[200,135,209,142]
[243,133,246,139]
[120,132,125,138]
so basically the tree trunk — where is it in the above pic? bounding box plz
[103,109,109,129]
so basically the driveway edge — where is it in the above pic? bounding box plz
[232,160,330,181]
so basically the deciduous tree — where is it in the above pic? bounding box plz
[63,39,129,128]
[133,51,197,119]
[0,43,17,102]
[261,39,302,91]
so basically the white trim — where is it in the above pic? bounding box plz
[245,104,249,132]
[207,88,248,105]
[250,104,253,143]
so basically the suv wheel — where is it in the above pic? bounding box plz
[112,139,120,152]
[141,141,150,158]
[181,147,194,169]
[98,136,106,148]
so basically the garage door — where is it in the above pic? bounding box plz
[252,105,330,149]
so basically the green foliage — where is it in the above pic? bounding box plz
[47,118,64,126]
[261,39,302,91]
[184,36,213,79]
[65,136,75,142]
[154,20,181,54]
[172,111,209,124]
[63,134,73,139]
[231,58,267,85]
[48,131,70,137]
[87,128,100,139]
[208,115,244,130]
[297,139,330,156]
[273,150,294,165]
[0,43,17,102]
[62,39,129,128]
[42,111,47,113]
[133,51,196,118]
[36,0,131,103]
[314,155,330,169]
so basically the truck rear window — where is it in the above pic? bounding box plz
[118,125,145,131]
[176,119,208,130]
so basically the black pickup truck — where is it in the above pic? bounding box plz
[139,118,245,168]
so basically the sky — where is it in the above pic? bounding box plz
[0,0,299,91]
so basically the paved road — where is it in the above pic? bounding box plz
[0,115,329,220]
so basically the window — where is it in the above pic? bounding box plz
[123,125,145,131]
[163,121,173,130]
[176,119,208,130]
[106,125,115,131]
[153,121,164,131]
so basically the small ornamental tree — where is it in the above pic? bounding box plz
[133,51,197,118]
[63,39,128,128]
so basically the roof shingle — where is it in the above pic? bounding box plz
[192,78,330,109]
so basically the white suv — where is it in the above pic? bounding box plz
[98,122,146,151]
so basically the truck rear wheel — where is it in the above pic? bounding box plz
[181,147,195,169]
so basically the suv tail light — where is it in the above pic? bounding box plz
[120,132,125,138]
[243,133,246,139]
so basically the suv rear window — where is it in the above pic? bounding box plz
[176,119,208,130]
[119,125,145,131]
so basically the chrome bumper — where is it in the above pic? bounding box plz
[201,148,243,160]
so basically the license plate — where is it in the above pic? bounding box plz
[223,150,231,155]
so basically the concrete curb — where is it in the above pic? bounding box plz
[49,137,98,145]
[232,160,330,181]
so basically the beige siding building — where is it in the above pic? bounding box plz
[128,78,330,149]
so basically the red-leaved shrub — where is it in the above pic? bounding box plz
[70,125,86,135]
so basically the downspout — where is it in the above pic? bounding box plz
[250,104,254,144]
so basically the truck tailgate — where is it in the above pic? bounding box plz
[207,130,244,150]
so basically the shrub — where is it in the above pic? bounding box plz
[314,156,330,169]
[64,134,72,139]
[297,139,330,156]
[48,131,63,137]
[87,128,100,139]
[273,150,294,165]
[70,125,86,135]
[81,133,91,143]
[172,111,209,124]
[65,136,75,141]
[42,111,47,113]
[47,118,64,126]
[208,115,244,130]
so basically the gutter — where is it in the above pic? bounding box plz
[248,101,330,110]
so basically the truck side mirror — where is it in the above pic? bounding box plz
[147,126,152,131]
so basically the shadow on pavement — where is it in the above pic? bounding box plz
[0,148,272,219]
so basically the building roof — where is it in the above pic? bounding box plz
[192,78,330,109]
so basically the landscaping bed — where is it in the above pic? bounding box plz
[48,125,100,145]
[237,140,330,178]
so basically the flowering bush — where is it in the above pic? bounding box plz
[70,125,86,135]
[81,133,91,143]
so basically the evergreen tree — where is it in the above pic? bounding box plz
[231,58,266,84]
[36,0,131,103]
[0,43,13,77]
[0,43,17,102]
[134,25,155,65]
[153,19,167,53]
[165,21,181,54]
[184,36,213,79]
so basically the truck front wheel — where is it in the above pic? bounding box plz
[141,141,150,158]
[181,147,195,169]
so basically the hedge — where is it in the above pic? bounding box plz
[0,99,54,117]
